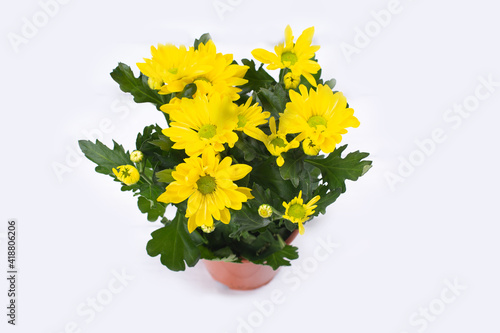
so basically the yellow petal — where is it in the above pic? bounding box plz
[187,215,198,233]
[235,187,254,200]
[277,155,285,167]
[228,164,252,181]
[251,48,279,64]
[284,25,294,47]
[219,208,231,224]
[298,222,305,235]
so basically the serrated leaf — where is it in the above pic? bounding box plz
[146,210,200,271]
[110,63,169,109]
[254,245,299,270]
[313,186,342,216]
[238,59,276,96]
[305,145,372,193]
[79,140,130,175]
[137,196,166,222]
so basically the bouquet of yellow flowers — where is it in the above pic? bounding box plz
[79,26,371,271]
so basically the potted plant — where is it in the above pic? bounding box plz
[79,25,372,290]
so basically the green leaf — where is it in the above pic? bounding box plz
[324,78,336,89]
[149,137,173,151]
[234,136,257,162]
[175,83,197,99]
[194,33,212,50]
[79,140,130,175]
[146,209,201,271]
[279,150,304,188]
[156,169,174,183]
[256,85,287,119]
[200,246,238,262]
[110,63,169,110]
[238,59,276,96]
[230,203,272,237]
[137,196,166,222]
[313,186,342,216]
[251,157,296,202]
[254,245,299,270]
[305,145,372,193]
[136,125,186,170]
[237,230,283,261]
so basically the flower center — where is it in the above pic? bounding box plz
[281,51,298,66]
[307,115,327,128]
[120,167,131,178]
[168,68,178,75]
[237,114,247,128]
[198,124,217,139]
[288,203,306,219]
[196,175,217,195]
[270,136,287,148]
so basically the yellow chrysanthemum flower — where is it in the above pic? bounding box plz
[130,150,144,163]
[157,149,254,233]
[252,25,321,87]
[261,117,299,167]
[282,191,320,235]
[279,84,360,155]
[137,44,212,94]
[161,94,239,157]
[112,165,140,186]
[284,72,301,90]
[235,97,270,141]
[191,40,249,101]
[258,204,273,218]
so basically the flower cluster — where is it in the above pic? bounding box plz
[80,26,371,271]
[137,40,248,101]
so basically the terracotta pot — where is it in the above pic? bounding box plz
[203,230,299,290]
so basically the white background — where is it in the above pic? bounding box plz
[1,0,500,332]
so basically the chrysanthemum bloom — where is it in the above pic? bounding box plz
[112,165,140,186]
[137,44,212,94]
[157,149,254,232]
[191,40,249,101]
[261,117,299,167]
[162,94,239,157]
[252,25,321,87]
[279,84,360,155]
[258,204,273,218]
[235,97,270,141]
[130,150,144,163]
[284,72,301,90]
[282,191,320,235]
